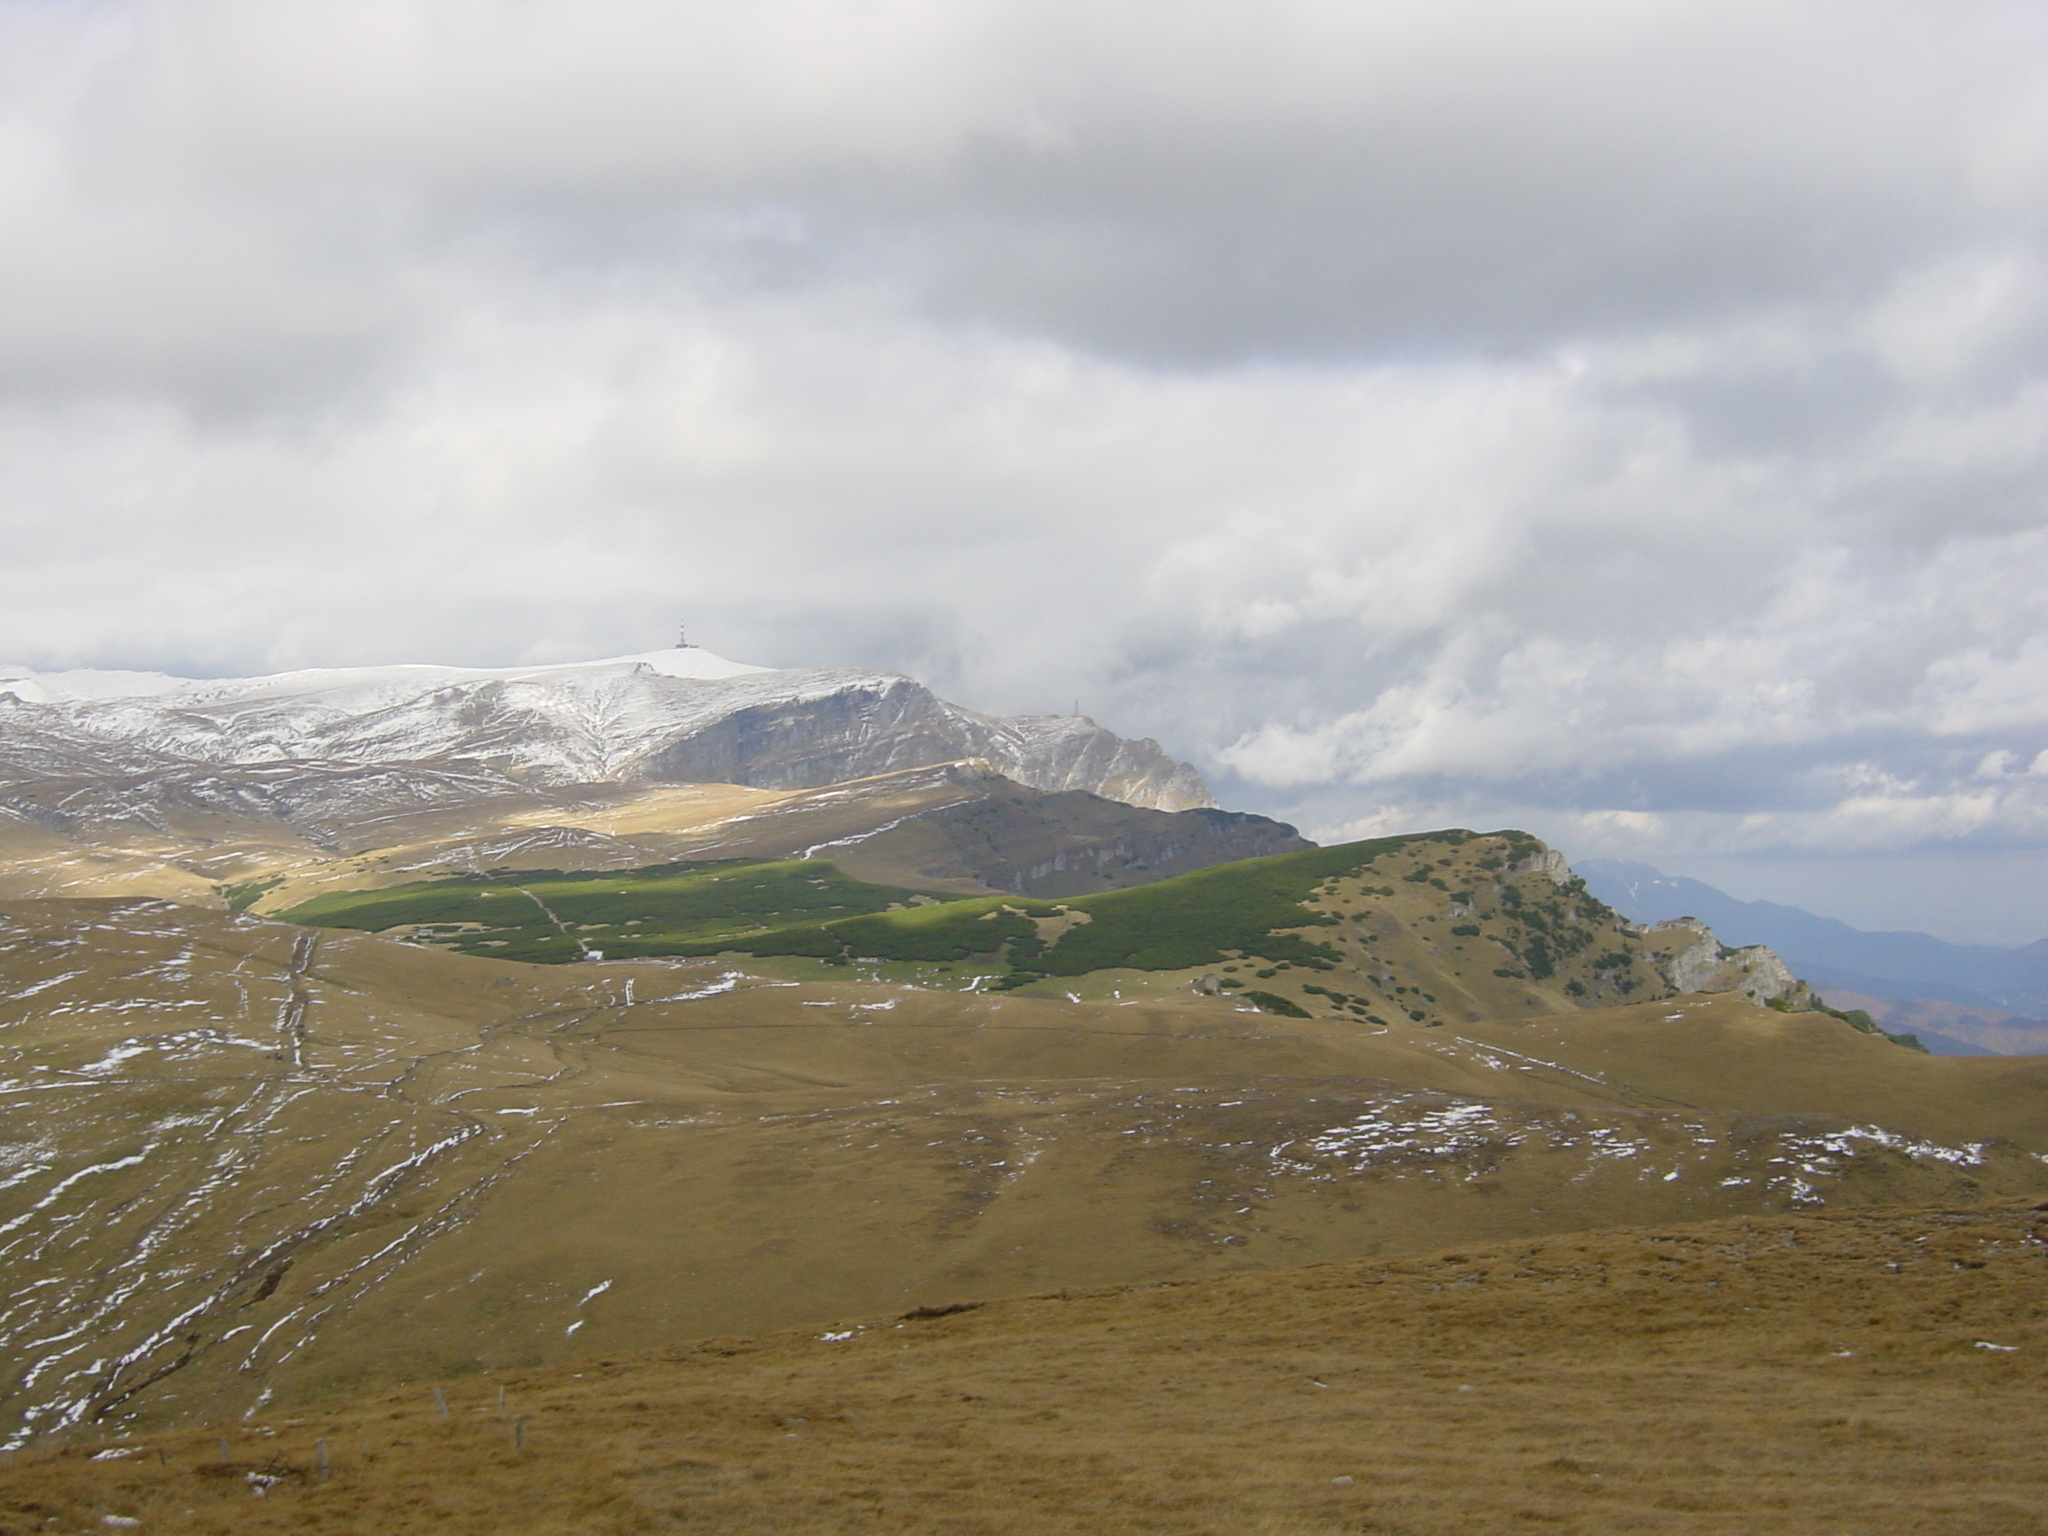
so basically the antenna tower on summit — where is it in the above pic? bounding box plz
[677,622,695,650]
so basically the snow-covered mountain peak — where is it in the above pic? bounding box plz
[0,647,1215,816]
[0,666,192,704]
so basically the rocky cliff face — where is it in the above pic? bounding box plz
[0,650,1216,832]
[1640,916,1816,1007]
[627,670,1211,810]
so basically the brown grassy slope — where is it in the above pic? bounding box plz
[1454,993,2048,1147]
[7,1204,2048,1536]
[5,899,2046,1443]
[987,830,1772,1028]
[0,757,1299,911]
[0,766,961,907]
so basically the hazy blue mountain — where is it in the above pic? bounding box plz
[1903,1030,1999,1057]
[1576,859,2048,1016]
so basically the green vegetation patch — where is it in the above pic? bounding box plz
[691,830,1474,976]
[1239,989,1312,1019]
[279,830,1482,975]
[215,875,284,912]
[276,826,1675,1010]
[1805,1000,1931,1053]
[278,860,961,965]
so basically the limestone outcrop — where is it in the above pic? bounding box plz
[1641,916,1817,1007]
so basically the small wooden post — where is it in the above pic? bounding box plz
[315,1437,329,1478]
[497,1384,507,1413]
[432,1387,450,1420]
[513,1418,525,1453]
[219,1433,230,1464]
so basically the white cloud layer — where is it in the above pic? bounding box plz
[1,0,2045,937]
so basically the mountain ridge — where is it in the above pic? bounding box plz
[281,829,1827,1032]
[0,651,1239,912]
[0,649,1214,813]
[1578,856,2048,1017]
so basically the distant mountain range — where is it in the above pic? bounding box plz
[0,648,1213,818]
[1577,858,2048,1050]
[0,650,1303,914]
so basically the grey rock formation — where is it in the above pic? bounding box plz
[1579,855,2048,1016]
[1647,917,1814,1006]
[628,673,1211,809]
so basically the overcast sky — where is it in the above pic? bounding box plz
[3,1,2046,941]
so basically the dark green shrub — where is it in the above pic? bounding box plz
[1241,989,1311,1018]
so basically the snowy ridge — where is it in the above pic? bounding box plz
[0,649,1215,818]
[0,647,764,706]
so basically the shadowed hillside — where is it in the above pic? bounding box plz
[0,758,1305,913]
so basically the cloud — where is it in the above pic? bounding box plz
[0,0,2044,936]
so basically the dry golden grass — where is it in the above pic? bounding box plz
[9,812,2044,1534]
[0,765,974,910]
[7,1203,2047,1535]
[0,758,1155,912]
[6,898,2047,1444]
